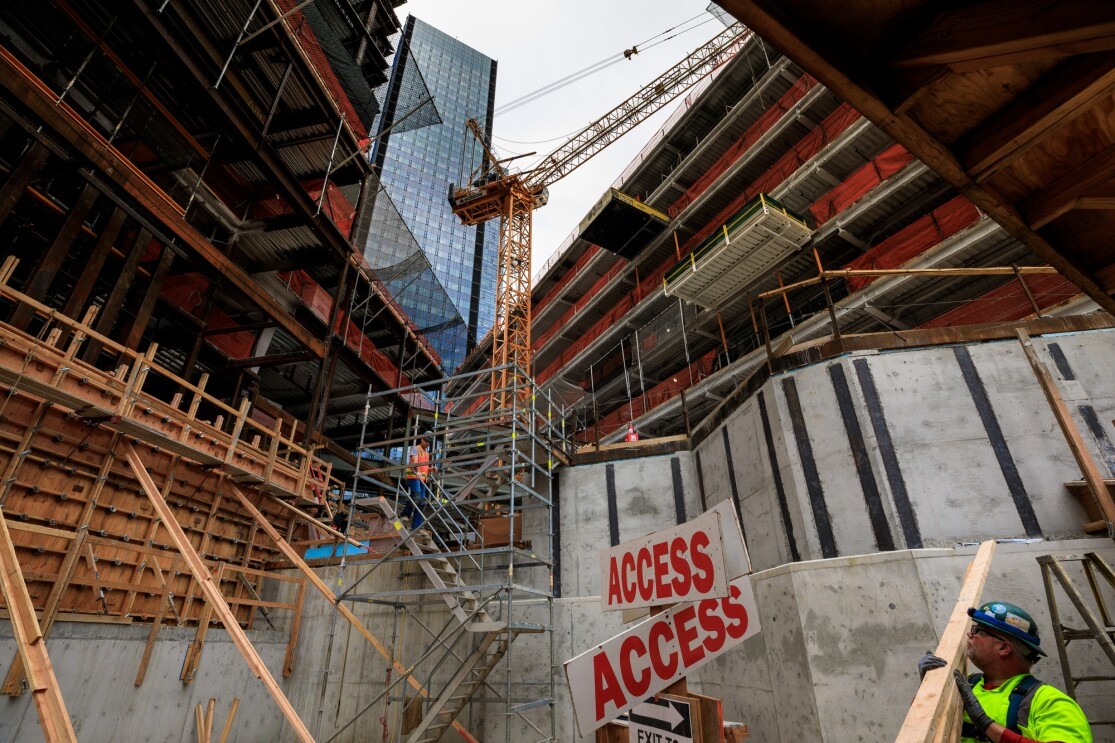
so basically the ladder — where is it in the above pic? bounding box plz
[1037,553,1115,727]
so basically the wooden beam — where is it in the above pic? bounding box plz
[82,229,150,363]
[123,244,176,349]
[181,563,224,685]
[224,483,481,743]
[10,182,100,331]
[0,508,77,742]
[962,55,1115,180]
[135,555,181,686]
[1023,143,1115,228]
[895,540,997,743]
[283,578,306,678]
[0,141,50,224]
[123,444,315,742]
[62,208,128,319]
[265,493,372,555]
[1017,330,1115,529]
[891,0,1115,71]
[1,531,86,696]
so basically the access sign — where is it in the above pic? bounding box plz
[601,503,737,611]
[564,574,760,735]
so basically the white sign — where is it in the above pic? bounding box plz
[630,696,693,743]
[600,505,730,611]
[614,501,751,623]
[565,574,761,735]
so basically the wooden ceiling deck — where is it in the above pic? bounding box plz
[719,0,1115,314]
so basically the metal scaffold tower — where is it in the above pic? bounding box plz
[327,363,570,743]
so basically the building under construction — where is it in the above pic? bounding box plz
[1,1,1114,743]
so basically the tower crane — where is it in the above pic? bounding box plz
[449,22,747,413]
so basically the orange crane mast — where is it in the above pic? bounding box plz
[449,22,748,414]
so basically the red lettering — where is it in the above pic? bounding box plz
[690,531,715,593]
[607,556,622,606]
[653,540,671,599]
[621,552,637,603]
[699,599,727,653]
[674,604,706,668]
[722,583,749,639]
[648,621,678,680]
[637,547,653,601]
[670,536,692,597]
[593,651,627,723]
[618,635,650,697]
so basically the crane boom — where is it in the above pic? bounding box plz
[524,23,747,191]
[449,22,748,415]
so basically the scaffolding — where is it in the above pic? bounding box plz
[324,364,570,743]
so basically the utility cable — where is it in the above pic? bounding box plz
[493,12,715,121]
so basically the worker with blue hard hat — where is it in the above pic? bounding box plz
[916,600,1092,743]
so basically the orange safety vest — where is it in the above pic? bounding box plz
[406,446,430,480]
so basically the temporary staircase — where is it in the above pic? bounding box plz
[336,364,567,743]
[406,630,518,743]
[376,496,504,633]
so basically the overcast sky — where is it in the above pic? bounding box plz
[397,0,723,277]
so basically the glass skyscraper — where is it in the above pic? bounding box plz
[368,16,498,372]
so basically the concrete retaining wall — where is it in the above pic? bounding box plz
[551,329,1115,741]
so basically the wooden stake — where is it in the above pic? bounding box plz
[218,698,240,743]
[0,509,77,742]
[195,704,206,743]
[205,698,215,743]
[225,483,481,743]
[123,444,315,742]
[1017,329,1115,531]
[2,531,85,696]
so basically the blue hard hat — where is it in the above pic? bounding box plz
[968,601,1047,659]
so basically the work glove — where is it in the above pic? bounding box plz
[917,651,947,680]
[954,669,994,736]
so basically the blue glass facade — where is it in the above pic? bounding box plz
[370,16,498,372]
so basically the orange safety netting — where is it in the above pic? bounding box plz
[587,348,719,441]
[274,0,369,141]
[248,178,357,241]
[533,259,628,352]
[668,75,820,219]
[279,269,420,392]
[161,273,257,359]
[809,143,915,225]
[534,244,602,318]
[843,196,982,291]
[162,270,422,394]
[535,104,864,386]
[919,273,1079,328]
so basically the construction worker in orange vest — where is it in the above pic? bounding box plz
[402,436,432,529]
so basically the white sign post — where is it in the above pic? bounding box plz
[564,574,760,735]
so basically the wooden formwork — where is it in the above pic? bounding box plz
[0,264,338,704]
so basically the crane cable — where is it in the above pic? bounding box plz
[492,13,716,121]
